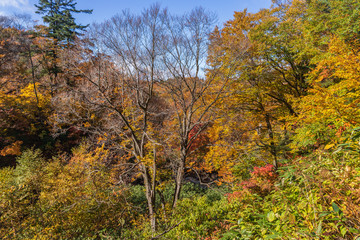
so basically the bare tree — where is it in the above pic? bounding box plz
[159,8,227,208]
[54,4,167,233]
[95,5,166,232]
[52,5,229,234]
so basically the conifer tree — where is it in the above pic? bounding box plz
[35,0,92,45]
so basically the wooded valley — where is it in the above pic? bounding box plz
[1,0,360,239]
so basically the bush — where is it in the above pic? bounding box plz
[220,151,360,239]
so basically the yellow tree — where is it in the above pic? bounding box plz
[205,0,311,175]
[289,0,360,151]
[0,19,55,164]
[291,37,360,150]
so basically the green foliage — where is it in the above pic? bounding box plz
[336,127,360,154]
[14,148,45,185]
[305,0,360,49]
[219,151,360,239]
[35,0,92,44]
[0,149,45,239]
[162,192,230,239]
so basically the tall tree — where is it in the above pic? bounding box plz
[205,1,312,171]
[35,0,92,95]
[289,0,360,151]
[159,8,224,208]
[35,0,92,45]
[53,5,167,233]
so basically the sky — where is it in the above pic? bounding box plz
[0,0,272,26]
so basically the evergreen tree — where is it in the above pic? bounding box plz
[35,0,92,45]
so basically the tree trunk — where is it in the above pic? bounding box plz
[265,114,277,170]
[172,148,186,209]
[141,164,156,233]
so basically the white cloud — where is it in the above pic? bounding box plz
[0,0,29,8]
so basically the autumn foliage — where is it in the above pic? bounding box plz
[1,0,360,239]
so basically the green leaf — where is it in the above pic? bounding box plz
[319,211,331,217]
[332,202,340,214]
[265,233,281,239]
[220,230,241,239]
[349,228,360,234]
[267,211,275,222]
[340,227,347,237]
[316,221,322,235]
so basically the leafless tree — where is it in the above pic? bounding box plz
[90,4,166,232]
[52,4,167,233]
[159,7,227,208]
[52,5,230,234]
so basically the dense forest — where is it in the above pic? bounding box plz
[1,0,360,239]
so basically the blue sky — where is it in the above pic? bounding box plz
[0,0,272,26]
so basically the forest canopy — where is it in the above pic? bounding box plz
[0,0,360,239]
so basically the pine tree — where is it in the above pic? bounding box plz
[35,0,92,45]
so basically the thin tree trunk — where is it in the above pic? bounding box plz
[172,148,186,209]
[27,46,40,107]
[265,114,277,170]
[142,165,156,232]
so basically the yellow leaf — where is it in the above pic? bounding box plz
[324,144,334,150]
